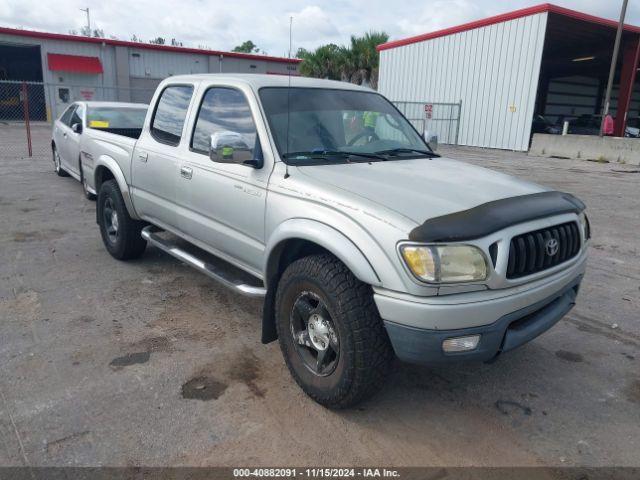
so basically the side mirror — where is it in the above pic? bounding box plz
[71,122,83,134]
[209,131,259,167]
[424,130,438,151]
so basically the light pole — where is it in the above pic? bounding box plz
[80,7,91,36]
[600,0,629,136]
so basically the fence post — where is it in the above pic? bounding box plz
[21,82,33,157]
[454,100,462,146]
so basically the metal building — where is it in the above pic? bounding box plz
[0,26,300,119]
[378,4,640,151]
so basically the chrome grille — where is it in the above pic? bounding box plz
[506,222,581,279]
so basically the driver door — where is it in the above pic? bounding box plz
[176,86,269,273]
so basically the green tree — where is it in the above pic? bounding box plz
[233,40,259,53]
[297,31,389,89]
[150,37,166,45]
[297,44,344,80]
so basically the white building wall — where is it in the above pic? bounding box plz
[379,12,548,151]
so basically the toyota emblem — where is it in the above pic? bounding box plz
[545,238,559,256]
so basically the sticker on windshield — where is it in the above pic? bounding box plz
[89,120,109,128]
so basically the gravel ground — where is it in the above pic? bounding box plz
[0,125,639,467]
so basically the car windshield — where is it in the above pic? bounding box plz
[259,87,435,165]
[86,106,148,130]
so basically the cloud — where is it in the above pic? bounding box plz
[1,0,639,55]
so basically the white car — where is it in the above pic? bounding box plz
[51,101,148,199]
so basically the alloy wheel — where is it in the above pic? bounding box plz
[290,291,340,376]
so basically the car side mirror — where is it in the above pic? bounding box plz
[424,130,438,151]
[209,131,260,167]
[72,122,83,134]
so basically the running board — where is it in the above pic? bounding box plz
[141,226,266,298]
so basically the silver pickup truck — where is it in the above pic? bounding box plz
[84,74,589,408]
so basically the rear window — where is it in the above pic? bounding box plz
[151,85,193,145]
[86,107,147,130]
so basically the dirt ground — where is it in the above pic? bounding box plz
[0,125,639,467]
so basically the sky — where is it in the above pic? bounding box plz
[1,0,639,57]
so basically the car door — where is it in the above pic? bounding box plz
[130,84,195,231]
[65,103,85,178]
[176,86,269,273]
[54,104,77,170]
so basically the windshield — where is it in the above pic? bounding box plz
[86,107,148,130]
[259,87,434,164]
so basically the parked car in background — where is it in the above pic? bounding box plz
[531,114,561,135]
[51,101,148,199]
[86,74,589,408]
[566,114,640,138]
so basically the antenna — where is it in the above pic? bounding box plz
[284,16,293,179]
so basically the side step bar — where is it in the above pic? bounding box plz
[141,226,266,298]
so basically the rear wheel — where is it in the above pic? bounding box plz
[79,161,96,200]
[97,179,146,260]
[275,253,393,408]
[53,146,69,177]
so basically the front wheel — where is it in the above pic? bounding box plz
[275,253,394,408]
[97,179,147,260]
[53,146,69,177]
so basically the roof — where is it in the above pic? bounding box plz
[377,3,640,51]
[164,73,373,91]
[0,26,301,64]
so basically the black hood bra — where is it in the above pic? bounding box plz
[409,191,586,243]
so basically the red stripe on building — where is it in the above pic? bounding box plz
[0,26,301,64]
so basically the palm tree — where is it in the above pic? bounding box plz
[297,32,389,89]
[297,44,343,80]
[348,31,389,89]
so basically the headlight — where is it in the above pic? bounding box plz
[400,244,488,283]
[579,212,591,240]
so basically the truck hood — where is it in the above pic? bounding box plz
[296,157,547,225]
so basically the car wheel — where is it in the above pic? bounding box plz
[79,161,96,200]
[97,179,147,260]
[53,146,69,177]
[275,253,394,408]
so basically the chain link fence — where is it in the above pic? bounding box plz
[0,80,155,159]
[393,100,462,145]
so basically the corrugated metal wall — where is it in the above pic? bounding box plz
[379,12,548,151]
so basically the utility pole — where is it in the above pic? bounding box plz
[600,0,629,136]
[80,7,91,36]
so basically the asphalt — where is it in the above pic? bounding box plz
[0,125,639,467]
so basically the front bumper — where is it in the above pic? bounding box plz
[374,260,585,365]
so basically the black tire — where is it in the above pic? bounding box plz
[79,161,96,200]
[275,253,394,408]
[97,179,147,260]
[53,146,69,177]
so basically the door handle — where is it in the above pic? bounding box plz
[180,166,193,179]
[137,152,148,162]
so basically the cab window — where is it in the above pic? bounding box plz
[191,87,258,155]
[150,85,194,146]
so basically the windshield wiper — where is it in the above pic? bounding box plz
[374,148,440,158]
[282,150,388,162]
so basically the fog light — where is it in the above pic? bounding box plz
[442,335,480,353]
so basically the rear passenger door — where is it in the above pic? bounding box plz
[131,84,195,231]
[176,86,269,273]
[54,104,77,171]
